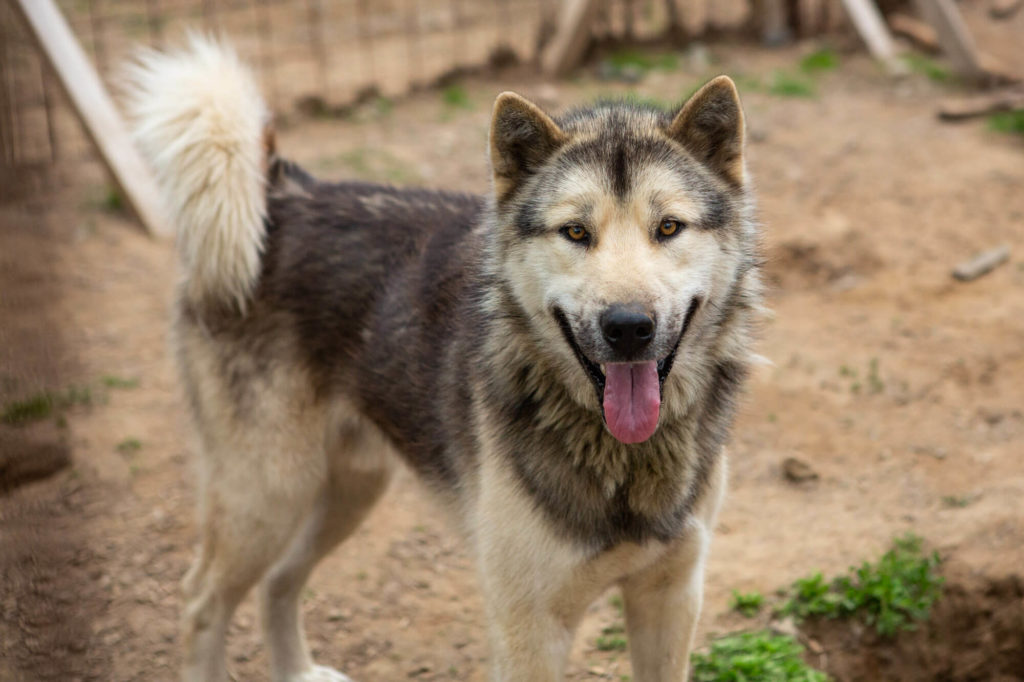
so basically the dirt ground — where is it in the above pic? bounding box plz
[2,32,1023,682]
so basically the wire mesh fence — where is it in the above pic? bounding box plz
[0,0,846,186]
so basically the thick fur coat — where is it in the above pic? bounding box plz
[125,37,762,682]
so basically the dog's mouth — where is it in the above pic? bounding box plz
[553,298,700,444]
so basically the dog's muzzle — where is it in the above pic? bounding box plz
[553,297,700,443]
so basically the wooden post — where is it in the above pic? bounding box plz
[839,0,902,72]
[912,0,986,82]
[11,0,172,237]
[541,0,603,77]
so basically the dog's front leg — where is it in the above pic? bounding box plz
[474,460,591,682]
[620,523,710,682]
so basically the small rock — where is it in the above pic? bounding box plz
[771,617,799,638]
[687,43,711,72]
[912,445,948,460]
[783,457,819,483]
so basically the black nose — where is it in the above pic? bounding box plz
[600,304,654,358]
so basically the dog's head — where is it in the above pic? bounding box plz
[488,77,759,445]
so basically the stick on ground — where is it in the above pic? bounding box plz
[952,245,1011,282]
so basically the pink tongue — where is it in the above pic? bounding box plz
[603,361,661,444]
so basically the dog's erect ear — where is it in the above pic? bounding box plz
[667,76,746,186]
[490,92,566,201]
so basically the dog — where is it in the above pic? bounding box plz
[125,37,763,682]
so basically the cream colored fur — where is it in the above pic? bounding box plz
[124,37,268,311]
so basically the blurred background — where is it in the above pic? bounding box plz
[0,1,1022,680]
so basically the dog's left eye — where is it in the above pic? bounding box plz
[657,218,685,240]
[561,223,591,245]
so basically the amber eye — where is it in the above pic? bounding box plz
[562,223,590,243]
[658,218,684,240]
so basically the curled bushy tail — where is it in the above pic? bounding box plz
[124,36,267,311]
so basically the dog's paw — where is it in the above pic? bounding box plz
[291,665,354,682]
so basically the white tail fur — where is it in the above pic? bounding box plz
[124,36,268,311]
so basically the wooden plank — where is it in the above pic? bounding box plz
[11,0,171,237]
[541,0,603,77]
[938,89,1024,120]
[839,0,901,71]
[990,0,1024,20]
[912,0,985,81]
[889,12,941,53]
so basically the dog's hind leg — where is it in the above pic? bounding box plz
[260,413,395,682]
[180,448,325,682]
[179,360,334,682]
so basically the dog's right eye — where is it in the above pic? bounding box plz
[561,223,590,245]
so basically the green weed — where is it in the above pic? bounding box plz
[2,385,94,426]
[117,438,142,455]
[441,84,473,109]
[605,49,679,73]
[800,48,839,73]
[2,392,56,425]
[691,630,828,681]
[732,73,763,93]
[902,54,952,83]
[780,534,943,637]
[102,186,124,212]
[988,110,1024,137]
[595,633,629,652]
[101,375,139,389]
[730,590,765,617]
[941,494,974,508]
[768,71,816,97]
[867,357,884,394]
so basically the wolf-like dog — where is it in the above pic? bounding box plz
[125,38,762,682]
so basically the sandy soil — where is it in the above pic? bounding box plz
[2,35,1023,682]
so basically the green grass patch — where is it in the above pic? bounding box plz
[800,48,840,73]
[101,374,139,389]
[902,54,953,83]
[441,84,473,109]
[595,633,629,651]
[691,630,827,681]
[605,49,679,73]
[102,186,124,212]
[116,437,142,455]
[768,71,816,98]
[2,392,56,425]
[988,110,1024,137]
[941,494,974,508]
[732,73,764,93]
[867,357,884,394]
[730,590,765,617]
[2,385,94,426]
[779,534,943,637]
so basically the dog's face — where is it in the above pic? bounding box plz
[489,78,754,444]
